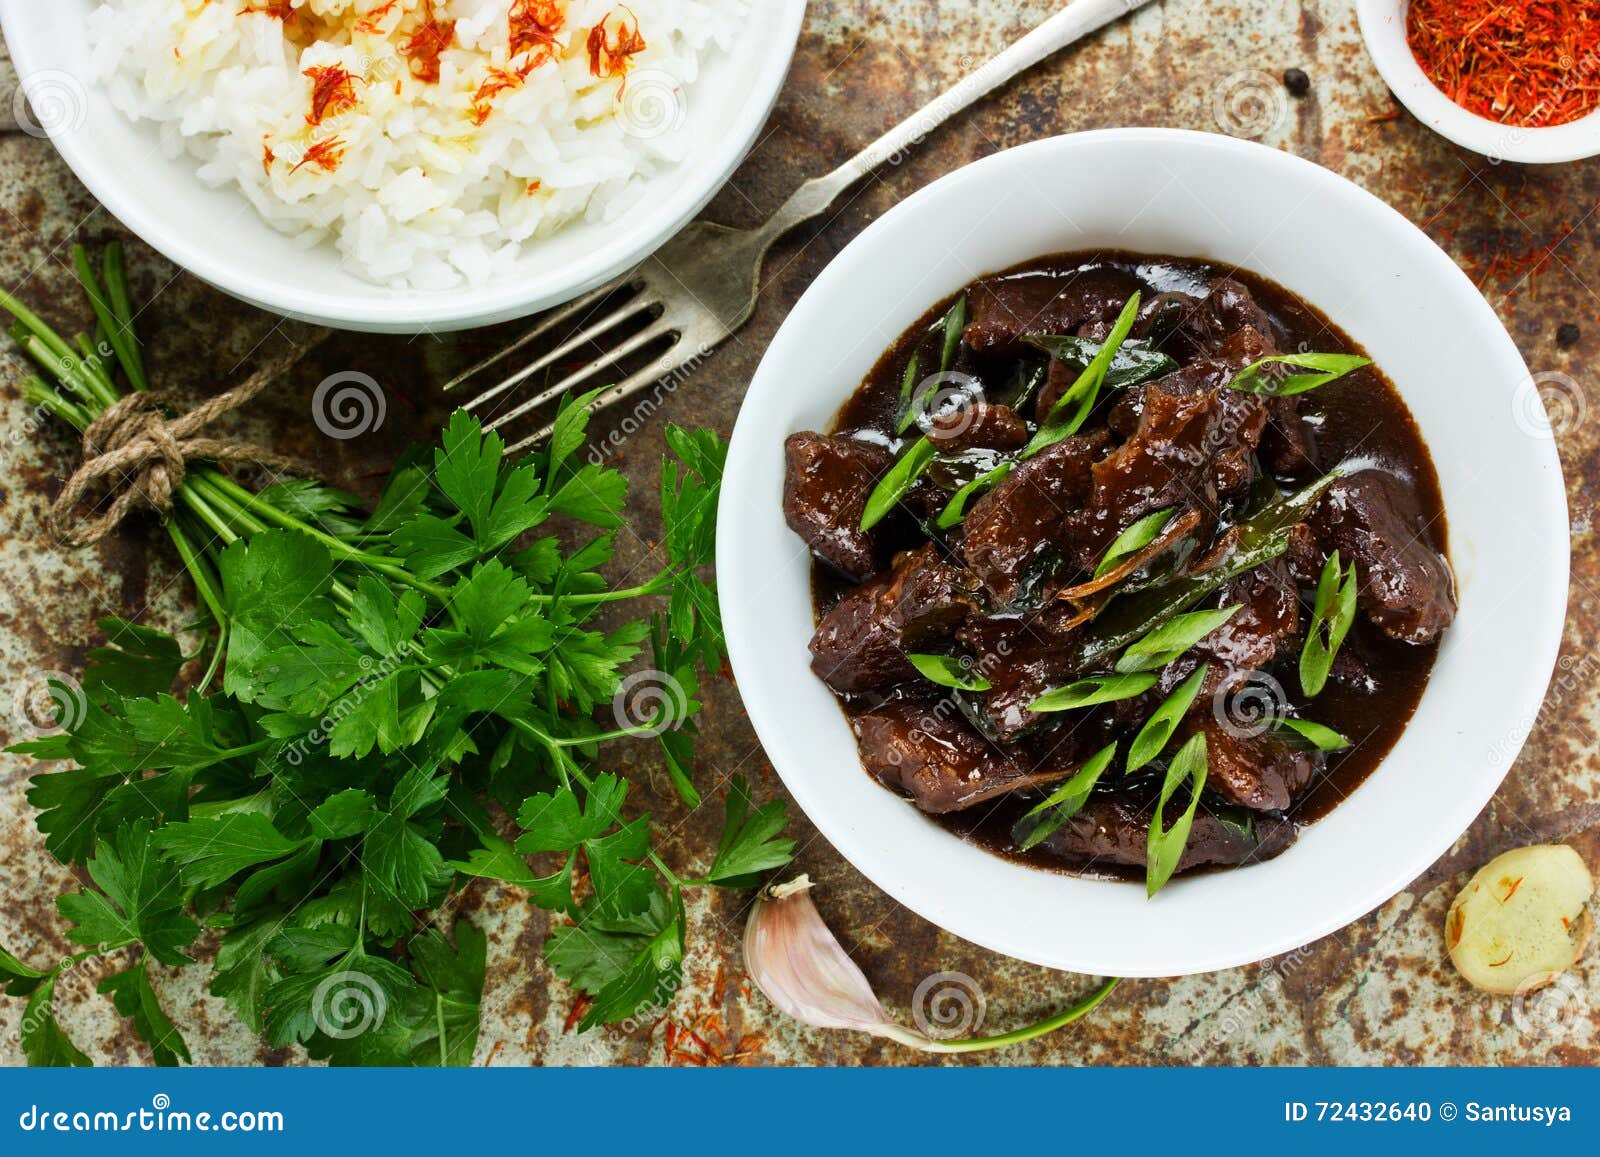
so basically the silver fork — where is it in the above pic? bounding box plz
[445,0,1153,453]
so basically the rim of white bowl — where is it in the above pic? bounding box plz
[719,127,1569,976]
[1357,0,1600,164]
[0,1,805,331]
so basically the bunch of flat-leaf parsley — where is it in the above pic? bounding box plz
[0,246,795,1066]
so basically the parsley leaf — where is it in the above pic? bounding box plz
[707,776,796,888]
[155,814,309,889]
[98,960,191,1066]
[83,617,186,699]
[57,822,198,965]
[20,974,92,1067]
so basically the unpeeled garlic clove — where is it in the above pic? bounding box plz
[743,874,1119,1053]
[742,875,899,1035]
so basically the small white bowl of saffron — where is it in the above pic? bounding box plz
[1357,0,1600,164]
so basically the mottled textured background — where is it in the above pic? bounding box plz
[1,0,1597,1066]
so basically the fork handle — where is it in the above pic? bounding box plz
[756,0,1149,242]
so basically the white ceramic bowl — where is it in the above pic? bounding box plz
[719,128,1569,978]
[0,1,804,333]
[1358,0,1600,163]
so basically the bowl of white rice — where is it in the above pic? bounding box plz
[0,0,804,332]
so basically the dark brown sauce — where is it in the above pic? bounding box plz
[812,251,1449,879]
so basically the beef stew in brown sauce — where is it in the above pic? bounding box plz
[783,252,1455,895]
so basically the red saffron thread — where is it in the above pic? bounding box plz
[587,6,646,81]
[238,1,295,19]
[354,0,399,35]
[303,64,359,126]
[291,136,347,174]
[470,65,527,126]
[401,5,456,84]
[509,0,566,60]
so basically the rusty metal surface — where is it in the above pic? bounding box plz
[2,0,1599,1067]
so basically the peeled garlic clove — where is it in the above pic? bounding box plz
[1447,844,1594,994]
[742,875,899,1034]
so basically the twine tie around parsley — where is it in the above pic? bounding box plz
[50,333,323,546]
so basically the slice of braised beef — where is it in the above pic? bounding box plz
[960,607,1090,741]
[1309,471,1455,643]
[1036,358,1077,423]
[854,700,1064,813]
[1037,793,1297,870]
[1198,559,1301,674]
[1066,383,1225,561]
[1134,291,1204,353]
[1283,520,1322,587]
[1186,277,1280,352]
[809,544,981,695]
[960,430,1109,604]
[1182,713,1325,812]
[926,401,1029,453]
[783,432,890,580]
[1261,395,1316,475]
[963,267,1144,353]
[1107,326,1280,501]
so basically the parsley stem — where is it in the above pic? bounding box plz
[101,244,148,392]
[179,482,242,543]
[22,375,92,430]
[541,718,670,747]
[524,576,671,605]
[649,852,683,888]
[167,518,229,693]
[196,472,451,601]
[166,739,277,774]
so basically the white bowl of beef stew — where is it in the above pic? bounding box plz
[718,129,1568,977]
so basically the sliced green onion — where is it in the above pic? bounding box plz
[1275,717,1352,751]
[1147,732,1208,898]
[935,462,1014,529]
[1013,742,1119,851]
[1114,604,1242,674]
[1225,352,1370,397]
[906,652,991,691]
[894,354,921,434]
[1022,292,1142,458]
[1299,551,1358,696]
[1094,508,1176,579]
[1028,671,1158,713]
[940,294,967,373]
[1125,663,1210,775]
[860,438,936,531]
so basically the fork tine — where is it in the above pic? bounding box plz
[483,316,679,434]
[441,274,639,394]
[506,347,683,455]
[462,294,657,413]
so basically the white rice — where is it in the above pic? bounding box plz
[88,0,746,290]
